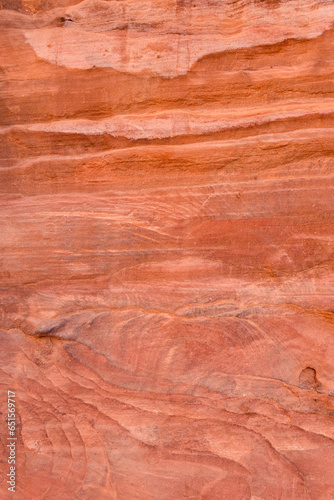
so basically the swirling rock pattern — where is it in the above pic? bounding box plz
[1,0,334,498]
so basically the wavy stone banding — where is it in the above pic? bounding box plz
[1,0,334,498]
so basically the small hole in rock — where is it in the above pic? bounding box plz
[299,367,320,391]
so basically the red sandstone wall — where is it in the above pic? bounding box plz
[1,0,334,498]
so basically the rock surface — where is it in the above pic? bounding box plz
[1,0,334,498]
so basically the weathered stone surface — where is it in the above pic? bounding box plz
[1,0,334,498]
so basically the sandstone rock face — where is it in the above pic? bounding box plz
[1,0,334,498]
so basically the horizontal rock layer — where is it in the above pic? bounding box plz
[1,0,334,499]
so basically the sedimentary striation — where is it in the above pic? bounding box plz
[1,0,334,498]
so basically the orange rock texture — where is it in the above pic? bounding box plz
[1,0,334,498]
